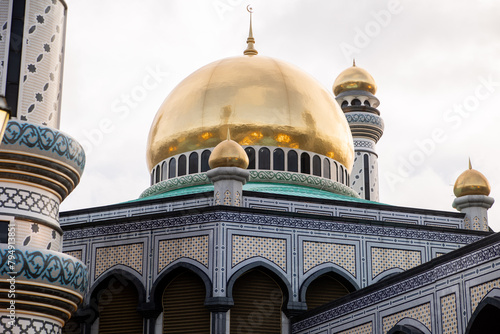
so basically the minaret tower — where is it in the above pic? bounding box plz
[0,1,87,332]
[333,61,384,201]
[453,160,494,231]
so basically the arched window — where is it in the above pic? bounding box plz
[168,158,176,179]
[333,162,338,182]
[273,149,285,171]
[312,155,321,176]
[97,278,143,333]
[364,100,371,107]
[151,171,154,185]
[155,165,161,183]
[245,147,255,169]
[201,150,211,172]
[305,273,352,310]
[341,100,348,108]
[230,269,283,333]
[178,155,187,177]
[189,152,198,174]
[340,165,344,184]
[301,152,310,174]
[323,159,331,179]
[258,147,270,170]
[287,150,298,172]
[161,162,167,181]
[162,271,210,332]
[351,98,361,106]
[345,169,350,185]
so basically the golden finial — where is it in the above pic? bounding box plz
[226,127,231,141]
[469,157,472,169]
[353,59,356,67]
[244,5,258,56]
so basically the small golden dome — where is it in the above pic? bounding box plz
[333,60,377,96]
[146,55,354,172]
[209,133,249,169]
[454,160,491,197]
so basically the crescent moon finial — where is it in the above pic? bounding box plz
[244,4,258,55]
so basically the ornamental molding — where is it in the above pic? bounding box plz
[0,245,88,294]
[1,120,85,173]
[292,241,500,332]
[63,210,483,246]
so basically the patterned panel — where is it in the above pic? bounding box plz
[382,303,431,333]
[232,235,286,271]
[0,245,87,293]
[336,322,372,334]
[303,241,355,276]
[0,0,11,94]
[464,217,471,229]
[0,185,59,220]
[441,294,457,334]
[470,277,500,312]
[15,220,61,252]
[158,236,209,272]
[371,247,421,278]
[472,216,480,231]
[95,243,143,279]
[0,315,62,334]
[64,249,82,261]
[18,0,66,127]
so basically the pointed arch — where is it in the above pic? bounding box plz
[299,267,358,304]
[150,262,212,311]
[388,318,432,334]
[227,262,293,311]
[465,295,500,334]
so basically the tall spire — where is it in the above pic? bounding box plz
[353,59,356,67]
[244,5,258,56]
[469,157,472,169]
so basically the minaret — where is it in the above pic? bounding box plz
[333,61,384,201]
[452,160,494,231]
[207,130,250,207]
[0,1,87,332]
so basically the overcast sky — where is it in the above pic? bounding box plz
[60,0,500,230]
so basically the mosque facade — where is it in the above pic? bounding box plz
[1,2,500,334]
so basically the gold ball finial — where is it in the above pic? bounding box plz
[453,159,491,197]
[333,61,377,96]
[208,129,249,169]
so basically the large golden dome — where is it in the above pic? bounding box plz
[454,160,491,197]
[146,55,354,171]
[333,62,377,96]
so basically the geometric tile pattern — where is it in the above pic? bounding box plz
[18,0,66,127]
[441,294,457,334]
[472,216,481,231]
[0,186,59,220]
[470,277,500,313]
[382,303,431,333]
[372,247,421,278]
[0,315,62,334]
[95,243,143,279]
[303,241,355,276]
[232,235,286,271]
[337,322,372,334]
[65,250,83,261]
[158,236,209,273]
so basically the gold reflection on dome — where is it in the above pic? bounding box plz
[333,62,377,96]
[146,55,354,172]
[453,159,491,197]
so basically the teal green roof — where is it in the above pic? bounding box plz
[129,182,382,205]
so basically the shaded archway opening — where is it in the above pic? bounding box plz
[304,273,352,310]
[230,269,283,333]
[466,296,500,334]
[162,270,210,333]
